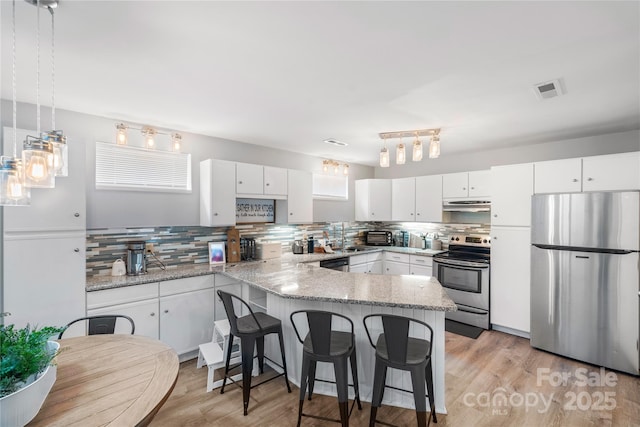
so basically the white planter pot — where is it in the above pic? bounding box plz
[0,341,59,427]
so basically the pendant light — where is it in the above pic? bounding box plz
[342,164,349,176]
[429,134,440,159]
[396,137,406,165]
[116,123,128,145]
[42,4,67,177]
[22,0,55,188]
[1,0,30,206]
[171,133,182,152]
[143,127,156,148]
[379,136,389,168]
[412,132,423,161]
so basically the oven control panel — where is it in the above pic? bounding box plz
[449,234,491,247]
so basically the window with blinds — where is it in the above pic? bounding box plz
[95,142,192,193]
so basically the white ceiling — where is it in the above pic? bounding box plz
[1,1,639,166]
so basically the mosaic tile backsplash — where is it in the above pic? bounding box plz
[86,219,489,277]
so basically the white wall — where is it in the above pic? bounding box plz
[0,100,374,228]
[374,129,640,178]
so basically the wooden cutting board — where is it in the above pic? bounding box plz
[226,228,241,263]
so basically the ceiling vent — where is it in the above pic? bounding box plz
[324,139,348,147]
[533,79,564,100]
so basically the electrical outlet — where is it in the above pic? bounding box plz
[145,243,154,254]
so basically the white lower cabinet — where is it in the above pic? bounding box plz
[409,255,433,276]
[88,299,159,339]
[490,226,531,334]
[385,260,410,275]
[160,288,215,356]
[349,252,383,274]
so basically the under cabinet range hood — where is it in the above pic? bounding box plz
[443,199,491,212]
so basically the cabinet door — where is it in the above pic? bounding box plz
[369,180,392,221]
[88,299,159,340]
[368,260,383,274]
[3,234,86,329]
[200,159,236,226]
[410,264,432,277]
[236,162,264,194]
[490,227,531,333]
[264,166,288,196]
[415,175,443,222]
[442,172,468,198]
[287,169,313,223]
[349,263,368,273]
[491,163,534,227]
[582,152,640,192]
[354,180,369,221]
[160,288,215,355]
[534,158,582,193]
[384,260,410,275]
[391,177,416,221]
[468,170,491,198]
[3,127,86,232]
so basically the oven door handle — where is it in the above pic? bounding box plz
[434,259,489,269]
[454,305,488,315]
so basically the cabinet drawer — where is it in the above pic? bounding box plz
[159,275,214,297]
[410,254,433,265]
[349,254,368,266]
[383,252,410,263]
[87,283,159,310]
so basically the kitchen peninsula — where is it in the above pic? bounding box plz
[86,251,456,414]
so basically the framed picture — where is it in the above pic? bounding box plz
[208,242,226,265]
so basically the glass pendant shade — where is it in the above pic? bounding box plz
[322,160,329,173]
[380,147,390,168]
[396,143,406,165]
[116,123,128,145]
[0,157,31,206]
[412,139,423,161]
[143,128,156,149]
[429,136,440,159]
[342,164,349,176]
[43,130,68,177]
[171,133,182,152]
[23,137,55,188]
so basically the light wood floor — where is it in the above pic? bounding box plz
[152,330,640,426]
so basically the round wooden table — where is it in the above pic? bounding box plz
[28,334,179,427]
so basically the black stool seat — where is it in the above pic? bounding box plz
[364,314,437,427]
[217,290,291,416]
[291,310,362,427]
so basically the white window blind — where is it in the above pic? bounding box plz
[312,173,348,200]
[95,142,192,193]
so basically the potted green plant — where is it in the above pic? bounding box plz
[0,323,63,426]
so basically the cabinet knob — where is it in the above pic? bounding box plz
[214,213,218,216]
[74,248,80,252]
[463,187,466,190]
[164,309,169,314]
[493,237,498,240]
[371,213,374,216]
[289,212,293,216]
[471,187,475,190]
[266,183,270,186]
[410,213,414,216]
[74,212,80,217]
[411,272,414,275]
[150,312,155,317]
[587,177,593,181]
[238,181,243,184]
[493,214,497,217]
[572,179,579,182]
[417,213,420,216]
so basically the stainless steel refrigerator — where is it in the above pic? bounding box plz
[531,191,639,375]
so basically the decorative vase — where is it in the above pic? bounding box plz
[0,341,59,427]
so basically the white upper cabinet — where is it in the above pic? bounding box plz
[534,158,582,193]
[3,128,86,233]
[415,175,443,223]
[200,159,236,226]
[236,162,264,195]
[355,179,391,221]
[286,169,313,223]
[491,163,534,227]
[391,177,416,221]
[442,170,491,199]
[263,166,288,196]
[582,152,640,192]
[535,152,640,194]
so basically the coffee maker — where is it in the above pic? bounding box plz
[126,241,147,275]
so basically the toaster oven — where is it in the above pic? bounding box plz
[365,231,393,246]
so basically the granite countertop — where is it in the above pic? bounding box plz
[86,248,455,311]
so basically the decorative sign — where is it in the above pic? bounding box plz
[236,198,275,223]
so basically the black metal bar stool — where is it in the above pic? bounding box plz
[363,314,437,427]
[217,290,291,415]
[58,314,135,338]
[290,310,362,427]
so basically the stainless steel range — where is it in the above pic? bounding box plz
[433,234,491,329]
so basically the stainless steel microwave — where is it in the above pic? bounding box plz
[366,231,393,246]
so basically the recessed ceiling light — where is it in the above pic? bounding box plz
[324,139,348,147]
